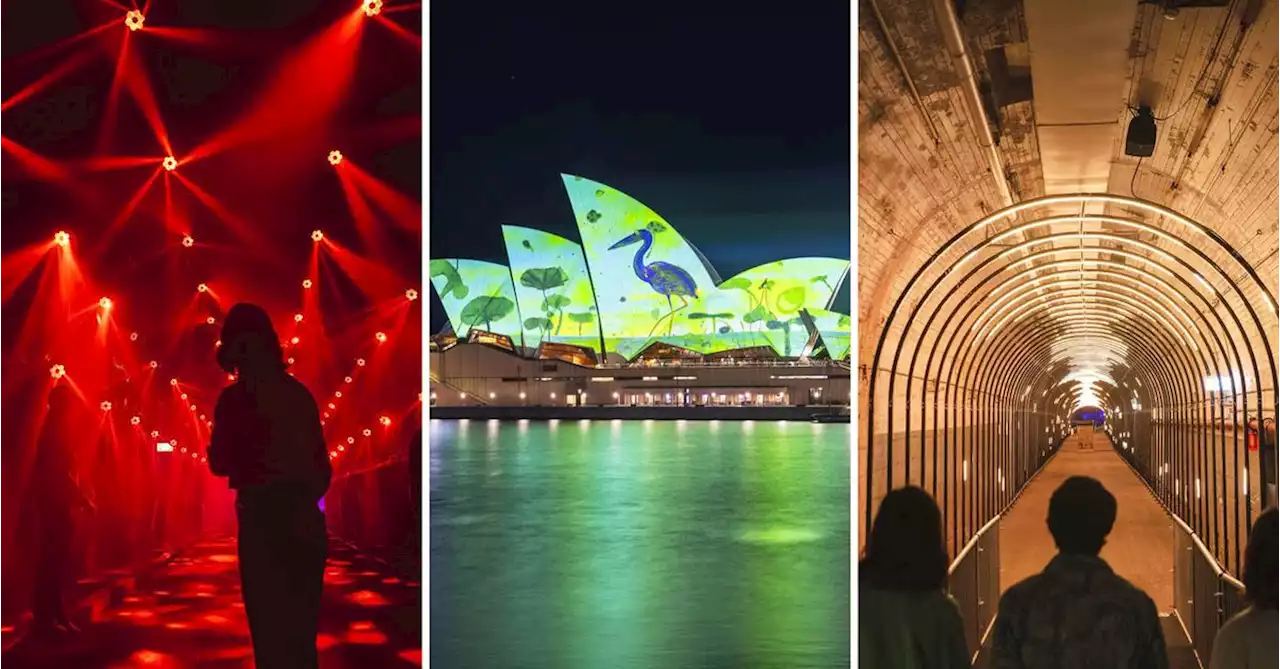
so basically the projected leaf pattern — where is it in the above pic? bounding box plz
[428,259,522,343]
[430,177,851,360]
[502,225,600,355]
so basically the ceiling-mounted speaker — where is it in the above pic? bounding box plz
[1125,106,1157,157]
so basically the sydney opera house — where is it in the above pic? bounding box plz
[429,175,851,416]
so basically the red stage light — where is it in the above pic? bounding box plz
[294,313,304,323]
[54,231,71,247]
[131,416,141,425]
[406,289,418,301]
[328,403,336,410]
[170,378,178,386]
[151,431,160,439]
[162,156,177,171]
[130,332,139,341]
[337,445,345,452]
[99,297,113,310]
[149,361,158,369]
[344,376,352,384]
[379,416,391,426]
[362,0,383,17]
[124,9,145,31]
[206,317,216,325]
[329,451,338,458]
[375,332,387,343]
[346,437,355,444]
[101,401,112,412]
[287,357,296,365]
[356,358,366,367]
[328,150,343,166]
[303,279,313,289]
[50,364,65,379]
[180,393,188,400]
[311,230,324,242]
[182,235,194,248]
[197,283,208,293]
[291,336,300,345]
[335,391,343,398]
[362,429,372,437]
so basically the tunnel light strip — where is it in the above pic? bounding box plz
[982,292,1197,353]
[969,262,1204,335]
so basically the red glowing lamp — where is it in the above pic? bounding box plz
[346,437,355,444]
[131,416,141,425]
[405,289,418,301]
[206,317,216,325]
[356,358,366,367]
[149,361,158,369]
[362,0,383,17]
[344,376,353,384]
[182,235,194,248]
[303,279,313,289]
[197,283,208,293]
[170,378,178,386]
[162,156,177,171]
[54,231,71,247]
[335,391,343,398]
[294,313,304,323]
[328,150,343,166]
[291,336,300,345]
[124,10,144,31]
[100,401,112,412]
[50,364,66,379]
[379,416,391,426]
[362,429,372,437]
[311,230,324,242]
[99,297,113,310]
[375,332,387,343]
[130,332,139,341]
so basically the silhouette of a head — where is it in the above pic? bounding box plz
[861,486,948,591]
[1244,508,1278,610]
[217,303,284,375]
[1047,476,1116,555]
[47,384,77,414]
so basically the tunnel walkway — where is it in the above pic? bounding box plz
[1,537,421,668]
[973,433,1198,667]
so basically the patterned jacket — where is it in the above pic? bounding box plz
[989,553,1169,669]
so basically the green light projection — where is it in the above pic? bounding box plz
[807,308,852,360]
[428,259,523,343]
[501,226,601,356]
[430,175,851,359]
[562,174,850,359]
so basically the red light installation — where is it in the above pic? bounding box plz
[2,1,424,651]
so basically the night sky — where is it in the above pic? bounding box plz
[429,4,852,332]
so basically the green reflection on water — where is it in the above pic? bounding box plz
[430,419,850,669]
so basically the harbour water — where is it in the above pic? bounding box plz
[429,418,850,668]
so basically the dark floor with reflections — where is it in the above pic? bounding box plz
[1,537,421,668]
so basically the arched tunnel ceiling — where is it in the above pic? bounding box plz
[858,0,1280,407]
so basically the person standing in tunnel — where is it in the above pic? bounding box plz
[29,384,94,638]
[1208,507,1277,668]
[208,303,331,669]
[989,476,1168,669]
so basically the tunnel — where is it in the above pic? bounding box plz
[860,193,1278,663]
[859,0,1278,665]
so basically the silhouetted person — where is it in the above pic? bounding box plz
[859,486,970,668]
[1209,508,1277,668]
[208,303,331,669]
[30,384,93,638]
[990,476,1168,669]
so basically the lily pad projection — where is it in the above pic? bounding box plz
[429,259,524,343]
[502,225,601,355]
[430,176,851,360]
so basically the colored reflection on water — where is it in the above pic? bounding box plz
[429,419,850,668]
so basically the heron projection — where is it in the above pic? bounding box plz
[607,227,698,337]
[431,175,851,361]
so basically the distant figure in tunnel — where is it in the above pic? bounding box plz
[858,486,971,669]
[1208,507,1277,669]
[209,303,331,669]
[990,476,1168,669]
[29,384,94,638]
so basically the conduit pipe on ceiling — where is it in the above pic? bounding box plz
[866,0,943,147]
[932,0,1014,207]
